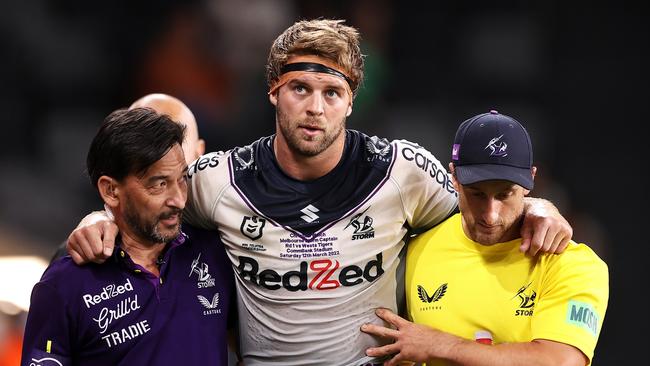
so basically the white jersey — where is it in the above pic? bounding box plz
[185,130,457,365]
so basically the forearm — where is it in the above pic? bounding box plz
[362,310,586,366]
[66,210,118,264]
[520,196,572,254]
[523,197,560,216]
[441,339,585,366]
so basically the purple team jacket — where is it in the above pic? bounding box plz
[21,225,234,366]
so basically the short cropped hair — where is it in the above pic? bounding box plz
[87,107,186,187]
[266,19,365,97]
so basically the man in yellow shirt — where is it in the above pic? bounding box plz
[361,110,609,366]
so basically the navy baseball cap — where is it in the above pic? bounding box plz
[451,110,534,190]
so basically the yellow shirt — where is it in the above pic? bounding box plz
[406,214,609,365]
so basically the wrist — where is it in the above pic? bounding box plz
[436,332,467,362]
[77,210,112,229]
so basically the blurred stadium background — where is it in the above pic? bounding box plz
[0,1,646,364]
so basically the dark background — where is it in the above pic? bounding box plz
[0,1,646,364]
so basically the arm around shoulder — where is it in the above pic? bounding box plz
[392,139,458,230]
[184,151,229,229]
[66,210,118,265]
[520,197,573,255]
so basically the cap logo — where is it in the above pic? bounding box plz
[485,134,508,157]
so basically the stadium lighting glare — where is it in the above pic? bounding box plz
[0,256,48,315]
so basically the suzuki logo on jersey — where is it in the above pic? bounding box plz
[513,282,536,316]
[417,283,447,303]
[189,253,216,288]
[237,253,384,291]
[485,134,508,157]
[344,207,375,240]
[300,204,320,223]
[241,215,266,240]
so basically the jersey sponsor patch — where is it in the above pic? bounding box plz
[566,299,599,337]
[82,278,134,309]
[415,283,447,312]
[417,283,447,303]
[187,152,223,178]
[197,292,223,315]
[400,143,456,195]
[237,253,384,291]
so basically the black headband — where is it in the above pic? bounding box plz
[281,62,353,87]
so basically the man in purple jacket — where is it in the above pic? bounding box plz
[21,107,234,366]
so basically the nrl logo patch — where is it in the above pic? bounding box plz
[240,215,266,240]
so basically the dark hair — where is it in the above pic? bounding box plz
[87,107,186,187]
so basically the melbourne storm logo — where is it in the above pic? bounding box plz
[241,215,266,240]
[189,253,216,288]
[513,282,536,316]
[485,134,508,157]
[344,207,375,240]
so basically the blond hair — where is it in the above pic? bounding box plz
[266,19,365,97]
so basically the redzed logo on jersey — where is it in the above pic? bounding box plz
[237,253,384,291]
